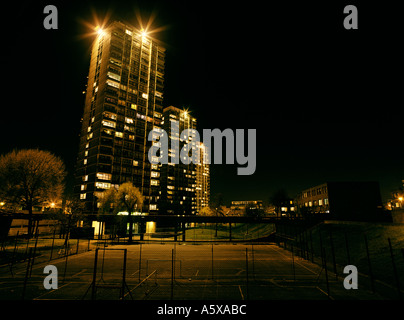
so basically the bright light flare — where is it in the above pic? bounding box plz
[95,26,105,36]
[77,8,112,41]
[141,29,148,38]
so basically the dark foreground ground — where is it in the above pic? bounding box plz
[0,242,394,300]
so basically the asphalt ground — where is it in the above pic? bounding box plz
[0,243,388,300]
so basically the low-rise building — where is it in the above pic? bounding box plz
[295,181,384,221]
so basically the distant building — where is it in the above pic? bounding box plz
[196,142,210,213]
[387,179,403,210]
[231,200,263,210]
[295,181,384,221]
[159,106,210,215]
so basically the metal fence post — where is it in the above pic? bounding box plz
[171,248,174,300]
[211,244,214,280]
[309,230,314,262]
[388,238,402,300]
[329,226,337,280]
[21,248,33,300]
[91,248,99,300]
[50,228,56,261]
[322,248,330,299]
[344,228,351,265]
[364,235,375,293]
[138,242,142,283]
[245,248,249,300]
[291,243,295,282]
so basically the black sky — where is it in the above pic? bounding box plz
[1,0,403,204]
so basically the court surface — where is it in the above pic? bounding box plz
[0,243,385,300]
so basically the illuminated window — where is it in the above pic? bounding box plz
[133,160,139,166]
[319,199,323,206]
[324,198,329,205]
[151,171,159,178]
[131,104,137,110]
[102,120,116,128]
[124,125,134,132]
[150,204,157,210]
[80,193,86,200]
[104,112,117,120]
[83,159,87,165]
[115,131,123,138]
[125,29,132,36]
[125,117,134,124]
[107,72,121,82]
[151,179,159,186]
[142,93,148,99]
[97,172,112,180]
[95,182,111,189]
[106,79,119,88]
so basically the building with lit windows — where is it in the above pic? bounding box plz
[230,200,263,210]
[159,106,207,215]
[74,21,165,214]
[196,142,210,213]
[295,181,384,221]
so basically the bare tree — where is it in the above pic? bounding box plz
[0,149,66,237]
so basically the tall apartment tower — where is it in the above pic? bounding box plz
[159,106,197,215]
[74,21,165,214]
[196,142,210,213]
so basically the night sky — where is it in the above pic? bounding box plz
[1,0,403,204]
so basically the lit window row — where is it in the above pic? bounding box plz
[97,172,112,180]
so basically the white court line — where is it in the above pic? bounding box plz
[238,285,244,300]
